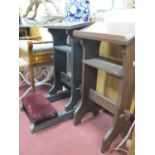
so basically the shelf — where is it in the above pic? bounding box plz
[89,89,116,114]
[83,58,123,77]
[44,22,92,30]
[54,45,72,53]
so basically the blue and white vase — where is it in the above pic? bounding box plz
[65,0,90,22]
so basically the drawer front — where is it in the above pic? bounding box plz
[32,52,53,65]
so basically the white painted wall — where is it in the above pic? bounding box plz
[19,0,126,15]
[39,28,53,41]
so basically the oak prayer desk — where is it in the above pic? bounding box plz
[73,22,135,152]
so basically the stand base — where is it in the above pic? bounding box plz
[30,109,74,133]
[46,90,70,102]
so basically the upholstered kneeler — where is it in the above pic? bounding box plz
[22,92,57,124]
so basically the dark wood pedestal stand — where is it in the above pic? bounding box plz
[29,22,91,133]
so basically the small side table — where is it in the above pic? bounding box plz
[73,22,135,152]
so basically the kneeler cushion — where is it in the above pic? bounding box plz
[22,92,57,124]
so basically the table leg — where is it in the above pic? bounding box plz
[65,38,82,111]
[102,42,135,152]
[74,40,101,125]
[48,29,67,95]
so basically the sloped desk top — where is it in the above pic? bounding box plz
[73,22,135,45]
[44,22,91,30]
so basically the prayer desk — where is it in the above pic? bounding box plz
[27,22,92,132]
[73,22,135,152]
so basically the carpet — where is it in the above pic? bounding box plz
[19,86,125,155]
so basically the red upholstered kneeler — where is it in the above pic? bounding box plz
[22,92,57,125]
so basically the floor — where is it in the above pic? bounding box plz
[19,86,125,155]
